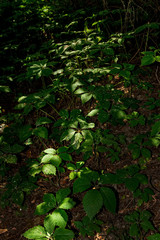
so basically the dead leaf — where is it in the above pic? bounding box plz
[0,229,8,234]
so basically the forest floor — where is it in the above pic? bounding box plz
[0,66,160,240]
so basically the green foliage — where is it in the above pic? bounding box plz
[125,210,155,238]
[23,224,74,240]
[73,171,117,218]
[28,147,72,177]
[75,216,103,237]
[128,134,152,160]
[1,0,160,238]
[0,169,37,207]
[141,49,160,66]
[35,188,75,215]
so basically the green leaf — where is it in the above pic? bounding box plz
[67,163,76,170]
[147,234,160,240]
[100,187,116,213]
[5,154,17,164]
[41,154,61,166]
[83,189,103,219]
[141,148,151,158]
[33,127,48,139]
[0,85,11,93]
[35,193,56,215]
[87,109,99,117]
[132,147,141,160]
[140,210,152,221]
[12,190,24,205]
[73,177,92,193]
[54,228,74,240]
[60,129,76,141]
[151,121,160,136]
[43,148,57,154]
[125,178,139,191]
[134,173,148,184]
[81,93,92,104]
[69,172,77,180]
[42,67,53,77]
[23,226,46,239]
[18,125,32,142]
[141,55,155,66]
[59,153,72,161]
[141,220,155,231]
[50,209,68,228]
[56,188,71,204]
[129,223,139,237]
[44,214,55,234]
[74,88,86,94]
[11,144,25,154]
[155,56,160,62]
[98,110,109,123]
[42,164,56,175]
[100,173,123,184]
[119,70,131,79]
[36,117,53,126]
[59,198,75,210]
[103,47,114,55]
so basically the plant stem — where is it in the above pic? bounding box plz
[47,102,60,116]
[40,109,56,120]
[145,23,150,52]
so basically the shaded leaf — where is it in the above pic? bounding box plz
[100,187,116,213]
[54,228,74,240]
[83,189,103,219]
[33,127,48,139]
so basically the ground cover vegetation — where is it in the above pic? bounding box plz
[0,0,160,239]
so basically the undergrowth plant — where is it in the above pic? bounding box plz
[1,0,160,239]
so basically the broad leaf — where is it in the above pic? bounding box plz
[125,178,139,191]
[23,226,46,239]
[81,93,92,104]
[141,55,155,66]
[44,214,55,234]
[132,147,141,160]
[44,148,57,154]
[98,110,109,123]
[56,188,71,204]
[141,148,151,159]
[83,189,103,219]
[60,129,75,141]
[73,177,92,193]
[59,153,72,161]
[141,220,155,231]
[147,234,160,240]
[59,197,75,210]
[33,127,48,139]
[42,164,56,175]
[35,194,56,215]
[50,209,68,228]
[36,117,52,126]
[100,187,116,213]
[12,190,24,205]
[151,121,160,136]
[5,154,17,164]
[54,228,74,240]
[41,154,61,166]
[129,223,139,237]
